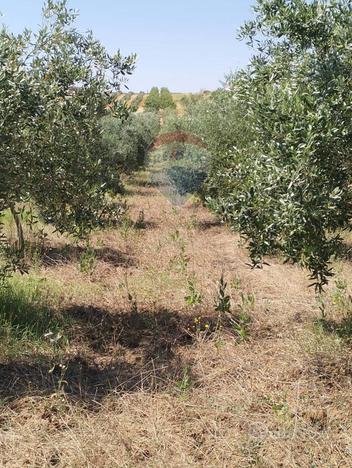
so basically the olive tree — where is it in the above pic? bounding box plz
[144,87,160,111]
[208,0,352,290]
[0,0,135,266]
[159,87,175,110]
[101,112,160,174]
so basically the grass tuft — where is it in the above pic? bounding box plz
[0,276,67,353]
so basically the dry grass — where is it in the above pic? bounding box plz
[0,172,352,467]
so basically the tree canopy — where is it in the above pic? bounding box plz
[205,0,352,290]
[144,87,160,111]
[144,86,175,111]
[0,0,136,278]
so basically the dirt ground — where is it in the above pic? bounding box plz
[0,172,351,467]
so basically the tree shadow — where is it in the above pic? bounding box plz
[133,220,159,230]
[333,240,352,264]
[130,178,161,188]
[41,244,135,268]
[197,219,223,231]
[317,315,352,341]
[0,306,218,405]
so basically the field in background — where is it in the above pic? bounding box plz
[116,91,209,113]
[1,170,352,467]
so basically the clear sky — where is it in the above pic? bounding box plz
[1,0,255,92]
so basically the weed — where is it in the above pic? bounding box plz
[315,276,352,342]
[184,277,202,306]
[331,277,350,312]
[316,312,352,342]
[214,335,226,349]
[215,273,231,314]
[231,275,242,291]
[170,228,182,244]
[186,316,211,342]
[122,268,138,315]
[176,366,192,395]
[225,292,254,340]
[214,275,253,339]
[170,229,189,273]
[48,362,68,393]
[231,311,252,341]
[316,293,327,320]
[172,249,189,272]
[25,242,43,270]
[187,212,199,230]
[271,401,289,420]
[120,216,134,241]
[134,210,146,229]
[128,293,138,315]
[240,292,255,311]
[265,395,290,423]
[79,244,97,275]
[95,238,105,248]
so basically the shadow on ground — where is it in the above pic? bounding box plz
[129,178,161,188]
[0,306,218,405]
[197,219,223,231]
[317,316,352,341]
[40,244,135,268]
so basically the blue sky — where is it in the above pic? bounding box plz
[1,0,255,92]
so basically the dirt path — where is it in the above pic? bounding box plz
[1,171,351,467]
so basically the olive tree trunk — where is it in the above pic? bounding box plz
[9,203,25,253]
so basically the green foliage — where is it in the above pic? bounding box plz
[79,244,97,275]
[166,166,207,196]
[184,277,203,306]
[101,112,160,174]
[0,0,136,278]
[144,86,160,111]
[0,276,67,349]
[185,88,251,160]
[202,0,352,290]
[144,87,175,111]
[159,87,176,109]
[316,276,352,341]
[231,311,252,341]
[215,274,231,314]
[159,109,185,133]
